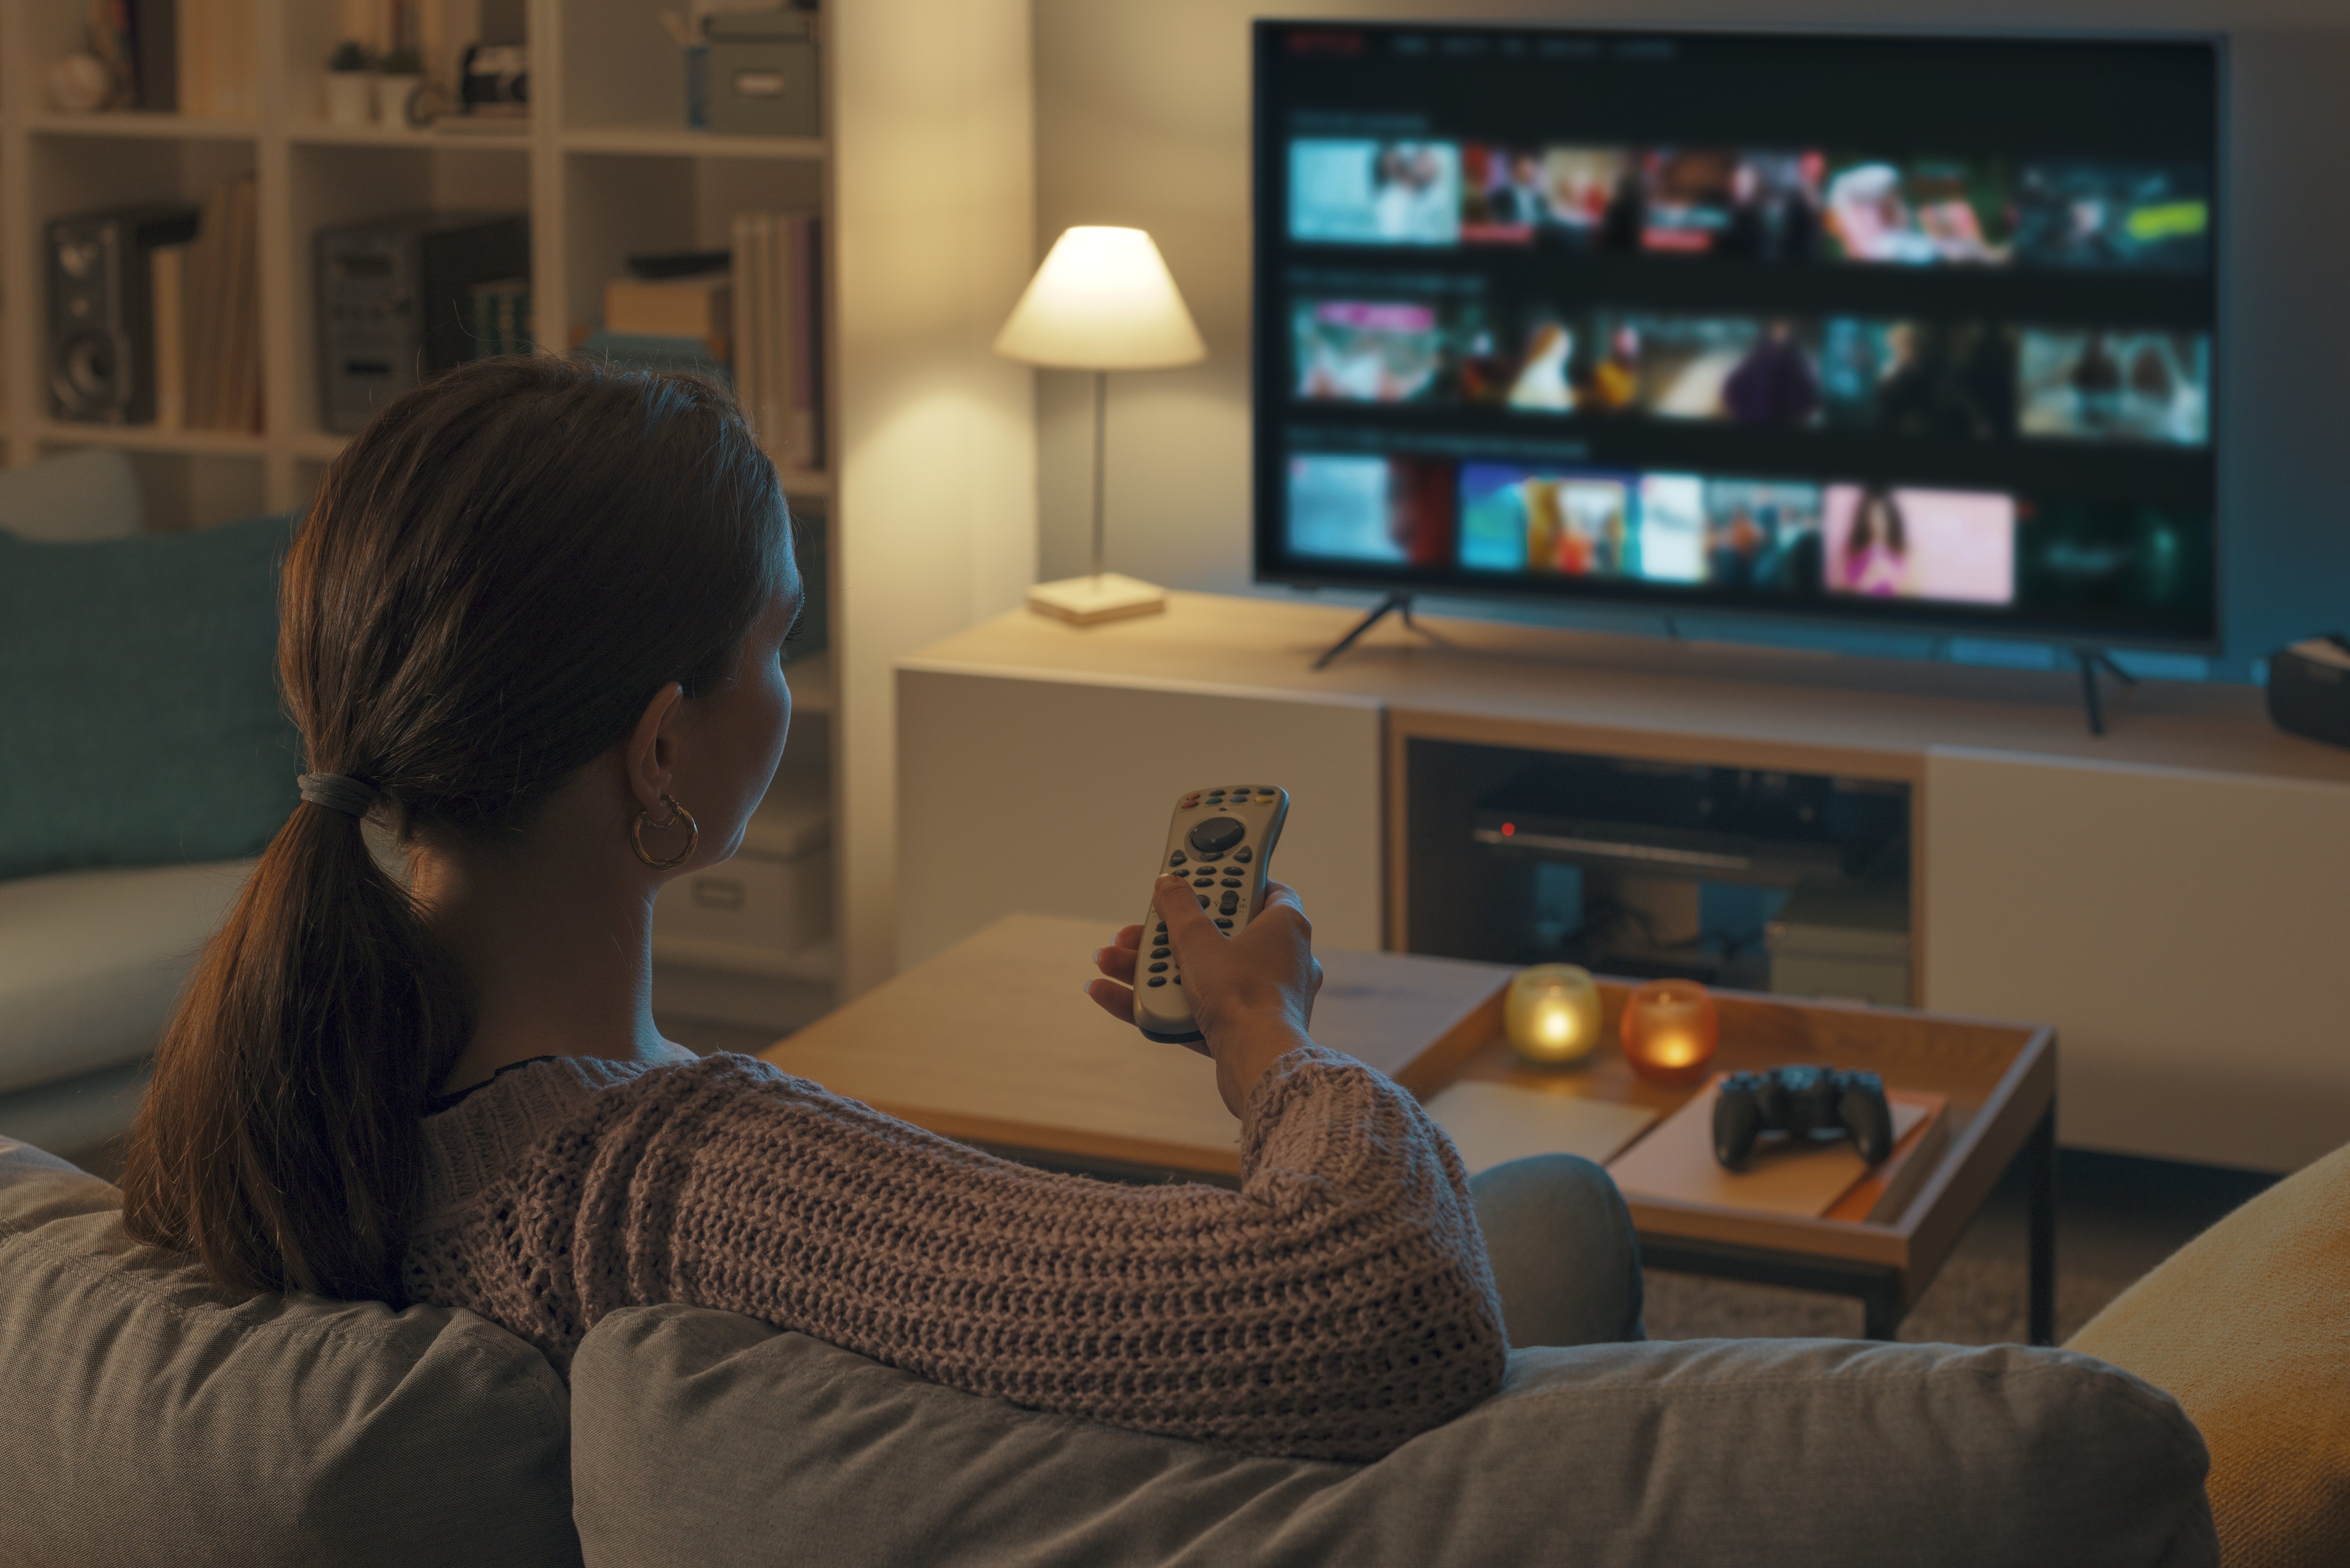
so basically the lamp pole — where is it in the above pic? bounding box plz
[1089,368,1108,583]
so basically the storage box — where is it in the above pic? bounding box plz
[1766,886,1911,1007]
[705,10,819,139]
[653,792,830,956]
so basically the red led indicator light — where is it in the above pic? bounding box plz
[1501,822,1515,836]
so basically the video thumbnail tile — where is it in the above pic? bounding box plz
[2017,327,2210,447]
[1292,298,1467,404]
[1459,144,1634,246]
[1823,484,2015,604]
[1482,311,1828,426]
[2013,162,2212,272]
[1638,149,1824,260]
[1624,314,1825,425]
[1704,479,1826,594]
[1459,464,1705,581]
[1819,319,2015,438]
[2015,496,2213,614]
[1286,453,1457,566]
[1289,139,1462,245]
[1824,156,2013,266]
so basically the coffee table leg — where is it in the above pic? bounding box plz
[1861,1276,1903,1341]
[2027,1105,2058,1346]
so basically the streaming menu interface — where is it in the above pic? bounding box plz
[1254,25,2219,646]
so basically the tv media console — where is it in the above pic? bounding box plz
[894,592,2350,1172]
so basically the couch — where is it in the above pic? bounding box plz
[0,1134,2220,1568]
[0,452,269,1154]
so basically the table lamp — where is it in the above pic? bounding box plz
[993,226,1207,626]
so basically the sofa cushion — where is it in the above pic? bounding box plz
[0,449,142,541]
[0,513,299,881]
[572,1303,2216,1568]
[0,859,252,1097]
[2069,1140,2350,1568]
[0,1138,581,1568]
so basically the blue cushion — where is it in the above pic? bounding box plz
[0,515,298,880]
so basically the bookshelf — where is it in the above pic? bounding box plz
[0,0,1040,1029]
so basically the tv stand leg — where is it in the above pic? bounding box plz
[2073,647,2138,737]
[1312,592,1416,671]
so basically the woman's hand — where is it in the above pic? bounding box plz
[1087,878,1323,1118]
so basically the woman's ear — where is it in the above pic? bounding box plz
[623,682,685,816]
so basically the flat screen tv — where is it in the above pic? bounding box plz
[1253,23,2221,650]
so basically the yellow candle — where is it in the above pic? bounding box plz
[1505,964,1602,1067]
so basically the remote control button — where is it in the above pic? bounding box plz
[1199,851,1223,862]
[1172,976,1183,984]
[1148,962,1167,974]
[1169,851,1186,865]
[1147,977,1166,987]
[1215,917,1233,929]
[1219,891,1240,914]
[1234,847,1253,863]
[1150,946,1169,958]
[1197,895,1210,908]
[1187,817,1246,854]
[1221,879,1243,890]
[1255,793,1276,803]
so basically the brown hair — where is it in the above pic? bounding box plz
[121,357,791,1301]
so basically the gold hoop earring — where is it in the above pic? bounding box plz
[631,794,700,871]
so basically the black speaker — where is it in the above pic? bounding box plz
[315,212,530,433]
[47,204,201,423]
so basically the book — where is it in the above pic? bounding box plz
[1423,1081,1659,1176]
[606,275,732,339]
[149,241,187,429]
[469,278,531,359]
[132,0,177,111]
[728,210,822,469]
[1606,1073,1948,1223]
[183,175,259,431]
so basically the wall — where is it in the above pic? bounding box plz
[1031,0,2350,683]
[836,0,1039,992]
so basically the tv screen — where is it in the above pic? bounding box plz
[1253,24,2221,649]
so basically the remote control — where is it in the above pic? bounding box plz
[1133,784,1290,1044]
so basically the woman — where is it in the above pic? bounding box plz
[1838,486,1911,596]
[121,358,1640,1463]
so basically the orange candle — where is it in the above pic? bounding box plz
[1620,978,1720,1086]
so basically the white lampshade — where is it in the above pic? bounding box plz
[992,226,1207,371]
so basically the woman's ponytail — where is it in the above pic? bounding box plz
[119,356,786,1301]
[124,797,467,1299]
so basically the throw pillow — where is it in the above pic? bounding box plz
[0,1137,580,1567]
[0,514,299,880]
[0,449,143,541]
[2069,1139,2350,1568]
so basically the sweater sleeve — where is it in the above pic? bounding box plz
[420,1044,1507,1461]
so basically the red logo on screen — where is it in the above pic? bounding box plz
[1288,31,1365,56]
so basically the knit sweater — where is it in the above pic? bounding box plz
[401,1044,1507,1461]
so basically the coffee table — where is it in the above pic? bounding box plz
[761,913,2058,1344]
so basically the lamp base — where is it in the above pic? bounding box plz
[1026,572,1168,628]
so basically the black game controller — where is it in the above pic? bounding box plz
[1712,1066,1895,1170]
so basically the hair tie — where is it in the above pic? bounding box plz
[297,773,380,818]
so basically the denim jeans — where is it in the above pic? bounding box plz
[1469,1153,1647,1348]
